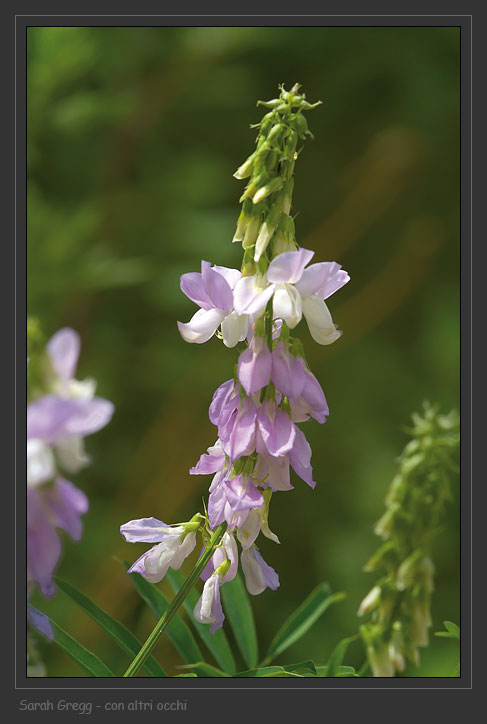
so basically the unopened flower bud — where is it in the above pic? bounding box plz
[254,205,282,261]
[234,152,257,180]
[233,198,253,242]
[266,123,285,147]
[283,129,298,159]
[358,586,382,617]
[243,215,261,248]
[239,171,268,202]
[291,112,311,139]
[253,176,285,204]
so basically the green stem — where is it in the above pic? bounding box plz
[358,660,371,677]
[123,522,227,678]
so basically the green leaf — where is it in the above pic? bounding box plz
[124,564,202,665]
[265,583,345,662]
[220,572,258,668]
[179,662,230,677]
[443,621,460,639]
[282,660,317,675]
[29,605,114,677]
[325,635,358,677]
[167,569,236,674]
[435,620,460,641]
[313,665,358,677]
[234,661,318,678]
[233,666,288,677]
[54,577,166,677]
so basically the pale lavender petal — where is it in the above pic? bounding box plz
[212,265,241,290]
[222,397,257,460]
[120,517,172,543]
[180,271,212,310]
[237,336,272,395]
[193,574,225,633]
[316,263,350,299]
[208,484,226,529]
[27,396,82,443]
[294,262,331,297]
[202,265,234,313]
[233,276,275,315]
[128,548,164,583]
[266,248,314,284]
[27,604,54,640]
[177,307,226,344]
[256,454,294,491]
[209,579,225,633]
[46,328,80,382]
[289,427,316,489]
[27,489,61,597]
[271,342,307,399]
[190,450,225,475]
[257,402,296,457]
[63,397,114,436]
[237,509,261,550]
[170,531,197,570]
[301,368,329,423]
[45,478,88,541]
[241,547,280,595]
[209,379,237,426]
[225,475,264,512]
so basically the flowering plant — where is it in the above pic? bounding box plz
[28,87,459,679]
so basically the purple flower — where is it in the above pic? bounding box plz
[288,358,329,424]
[27,479,88,597]
[120,518,197,583]
[208,474,264,530]
[219,393,258,462]
[254,454,293,491]
[193,573,225,634]
[27,392,113,475]
[233,248,349,345]
[241,546,280,595]
[256,400,296,457]
[237,335,272,395]
[177,262,249,347]
[237,506,280,550]
[189,440,226,476]
[27,604,54,640]
[289,427,317,489]
[201,531,238,583]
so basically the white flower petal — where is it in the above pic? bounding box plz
[302,295,342,345]
[27,439,55,487]
[177,308,226,344]
[273,284,302,329]
[233,276,275,315]
[221,311,249,348]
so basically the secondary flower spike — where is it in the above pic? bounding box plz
[122,84,349,634]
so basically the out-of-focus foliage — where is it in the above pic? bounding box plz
[27,26,459,677]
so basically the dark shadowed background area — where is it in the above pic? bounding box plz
[27,25,460,677]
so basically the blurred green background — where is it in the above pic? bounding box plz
[27,26,460,677]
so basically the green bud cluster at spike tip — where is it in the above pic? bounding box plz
[358,402,459,676]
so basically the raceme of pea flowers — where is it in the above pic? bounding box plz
[121,85,349,635]
[27,327,114,647]
[28,85,459,680]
